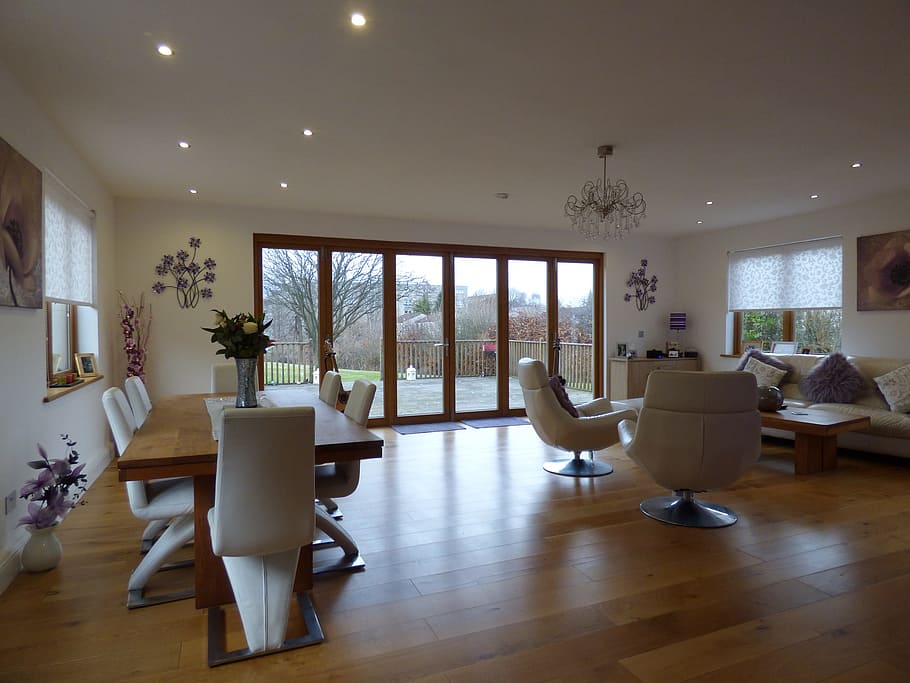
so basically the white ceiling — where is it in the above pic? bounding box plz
[1,0,909,237]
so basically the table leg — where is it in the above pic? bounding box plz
[193,475,314,609]
[793,434,838,475]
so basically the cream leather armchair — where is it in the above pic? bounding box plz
[618,370,761,528]
[518,357,637,477]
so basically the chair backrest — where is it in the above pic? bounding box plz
[630,370,761,490]
[211,362,237,393]
[124,376,152,427]
[102,386,137,455]
[517,357,577,448]
[211,407,316,557]
[319,370,341,406]
[343,379,377,426]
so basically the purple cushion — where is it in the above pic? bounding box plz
[799,352,865,403]
[735,348,792,379]
[549,375,579,417]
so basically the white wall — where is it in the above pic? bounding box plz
[114,197,678,400]
[676,189,910,370]
[0,61,116,591]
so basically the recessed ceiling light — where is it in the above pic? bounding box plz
[351,12,366,27]
[851,161,863,168]
[810,194,820,199]
[494,192,509,199]
[302,128,314,137]
[279,181,288,189]
[157,44,173,57]
[177,140,190,149]
[188,188,198,195]
[696,220,704,224]
[705,200,714,206]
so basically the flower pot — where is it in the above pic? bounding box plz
[235,357,259,408]
[21,524,62,572]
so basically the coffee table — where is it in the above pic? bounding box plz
[760,407,871,474]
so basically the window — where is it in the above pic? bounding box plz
[728,237,842,354]
[43,172,95,382]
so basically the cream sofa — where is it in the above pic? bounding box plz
[763,354,910,459]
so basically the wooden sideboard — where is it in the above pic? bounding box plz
[609,356,701,399]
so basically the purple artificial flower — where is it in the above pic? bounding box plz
[640,259,648,267]
[623,293,632,302]
[152,282,165,294]
[176,249,189,261]
[161,254,174,268]
[203,271,215,283]
[204,258,216,270]
[189,237,201,248]
[155,264,168,276]
[200,288,213,299]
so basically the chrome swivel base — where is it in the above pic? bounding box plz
[639,490,738,528]
[207,592,324,667]
[543,451,613,478]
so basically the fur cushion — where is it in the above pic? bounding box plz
[743,357,788,387]
[873,364,910,412]
[735,348,792,378]
[799,352,865,403]
[549,375,579,417]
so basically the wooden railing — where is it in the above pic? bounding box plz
[265,339,594,391]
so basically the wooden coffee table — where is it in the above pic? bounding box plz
[760,407,871,474]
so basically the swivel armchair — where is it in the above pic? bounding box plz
[101,387,194,608]
[207,406,324,666]
[618,370,761,528]
[518,358,637,477]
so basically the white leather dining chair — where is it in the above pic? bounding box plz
[211,361,237,393]
[124,376,153,428]
[101,387,194,608]
[207,406,324,666]
[318,370,341,406]
[313,379,376,573]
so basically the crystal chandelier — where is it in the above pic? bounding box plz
[564,145,646,239]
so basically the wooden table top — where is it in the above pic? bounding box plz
[760,406,871,437]
[117,390,383,481]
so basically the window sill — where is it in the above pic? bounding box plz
[44,374,104,403]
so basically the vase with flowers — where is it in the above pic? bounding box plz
[202,309,272,407]
[17,434,87,572]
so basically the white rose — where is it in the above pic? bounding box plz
[242,321,259,334]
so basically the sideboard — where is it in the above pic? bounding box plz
[609,356,701,399]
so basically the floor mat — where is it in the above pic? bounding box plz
[461,417,530,428]
[392,422,465,434]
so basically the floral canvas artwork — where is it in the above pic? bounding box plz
[0,136,43,308]
[857,229,910,311]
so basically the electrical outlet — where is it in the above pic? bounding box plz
[4,490,16,516]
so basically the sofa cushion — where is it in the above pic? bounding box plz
[736,349,792,378]
[799,352,865,403]
[812,402,910,438]
[873,364,910,413]
[743,357,787,387]
[549,375,579,417]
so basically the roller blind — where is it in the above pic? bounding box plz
[44,172,94,305]
[727,237,842,311]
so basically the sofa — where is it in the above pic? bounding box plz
[760,353,910,459]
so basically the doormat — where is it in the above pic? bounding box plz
[461,417,530,429]
[392,422,465,435]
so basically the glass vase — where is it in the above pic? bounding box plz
[235,357,259,408]
[21,524,63,572]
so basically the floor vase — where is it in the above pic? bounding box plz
[235,357,258,408]
[21,525,63,572]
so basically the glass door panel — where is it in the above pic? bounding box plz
[331,251,384,419]
[396,254,445,417]
[454,257,497,413]
[508,259,548,409]
[557,261,594,404]
[261,248,319,390]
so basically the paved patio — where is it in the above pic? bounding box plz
[268,375,593,420]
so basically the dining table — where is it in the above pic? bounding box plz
[117,389,383,609]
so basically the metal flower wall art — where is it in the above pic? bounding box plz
[151,237,216,309]
[624,258,658,311]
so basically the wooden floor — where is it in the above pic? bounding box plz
[3,426,910,682]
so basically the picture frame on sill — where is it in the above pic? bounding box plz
[74,353,98,377]
[617,343,627,357]
[742,340,763,353]
[771,341,798,354]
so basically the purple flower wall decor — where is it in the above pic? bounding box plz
[624,258,658,311]
[151,237,216,308]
